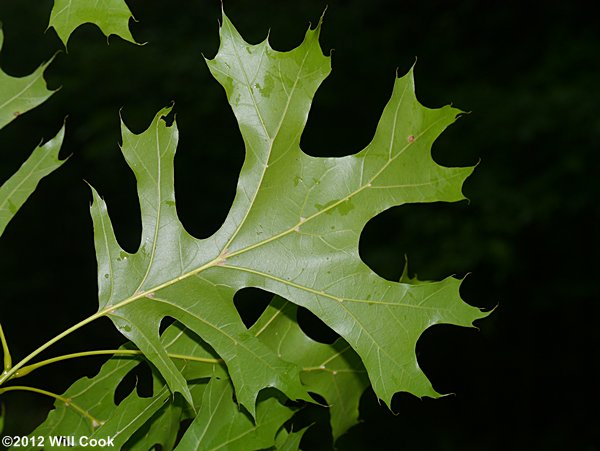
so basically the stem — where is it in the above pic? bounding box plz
[0,259,220,387]
[13,349,222,379]
[0,385,102,427]
[0,323,12,371]
[0,309,106,386]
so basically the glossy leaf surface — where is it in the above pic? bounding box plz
[88,13,486,417]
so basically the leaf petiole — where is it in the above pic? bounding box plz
[0,257,221,386]
[0,385,102,427]
[0,309,106,386]
[0,324,11,372]
[12,349,223,379]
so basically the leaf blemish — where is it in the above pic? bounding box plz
[216,248,229,266]
[92,419,105,429]
[408,135,415,143]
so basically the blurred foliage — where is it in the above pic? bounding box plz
[0,0,597,449]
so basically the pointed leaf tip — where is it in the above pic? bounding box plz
[0,125,66,236]
[0,32,57,129]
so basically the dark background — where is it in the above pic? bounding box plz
[0,0,598,449]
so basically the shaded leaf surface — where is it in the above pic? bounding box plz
[125,390,184,451]
[87,372,172,449]
[32,295,365,444]
[23,346,142,449]
[175,378,294,451]
[49,0,138,46]
[23,323,222,448]
[275,427,310,451]
[252,297,369,440]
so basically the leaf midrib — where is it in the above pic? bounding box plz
[98,115,450,319]
[222,25,313,250]
[0,147,52,211]
[0,63,49,111]
[109,385,170,442]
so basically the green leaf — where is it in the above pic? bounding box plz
[49,0,138,46]
[125,390,185,451]
[275,426,310,451]
[252,297,369,440]
[0,28,56,129]
[0,125,66,237]
[25,347,141,448]
[25,319,223,446]
[399,257,430,285]
[90,107,309,415]
[175,378,295,451]
[89,11,486,418]
[159,321,227,381]
[38,293,363,446]
[87,371,172,449]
